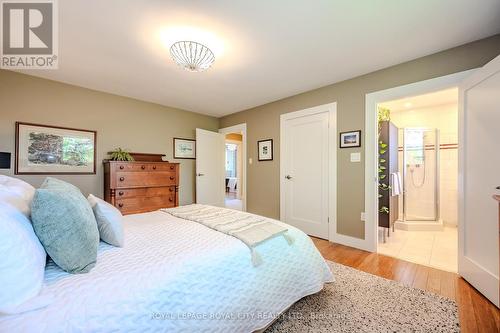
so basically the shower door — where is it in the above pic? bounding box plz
[402,128,439,221]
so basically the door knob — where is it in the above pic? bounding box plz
[496,186,500,190]
[197,173,205,176]
[285,175,292,180]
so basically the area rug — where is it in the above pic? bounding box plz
[266,261,459,333]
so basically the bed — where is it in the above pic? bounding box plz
[0,210,333,332]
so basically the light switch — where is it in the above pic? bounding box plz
[249,158,253,165]
[350,152,361,162]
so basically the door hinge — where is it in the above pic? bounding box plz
[327,217,330,223]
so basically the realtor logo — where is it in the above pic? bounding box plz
[1,0,58,69]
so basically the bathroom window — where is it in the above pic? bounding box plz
[225,143,237,178]
[405,129,425,165]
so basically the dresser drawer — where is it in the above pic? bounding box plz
[115,194,176,215]
[115,186,175,199]
[115,172,177,188]
[148,163,177,172]
[114,163,151,172]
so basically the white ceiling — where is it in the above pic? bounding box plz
[379,88,458,112]
[18,0,500,117]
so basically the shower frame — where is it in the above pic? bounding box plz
[401,127,440,222]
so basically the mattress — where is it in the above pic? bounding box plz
[0,210,333,333]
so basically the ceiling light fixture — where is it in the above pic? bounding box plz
[170,41,215,72]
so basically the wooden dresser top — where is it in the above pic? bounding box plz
[103,160,180,165]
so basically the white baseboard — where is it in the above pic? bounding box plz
[331,233,374,252]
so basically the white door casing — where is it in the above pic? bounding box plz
[280,103,336,240]
[458,55,500,307]
[196,128,225,207]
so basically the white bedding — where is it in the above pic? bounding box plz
[0,210,333,333]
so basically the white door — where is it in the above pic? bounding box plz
[196,128,225,207]
[459,55,500,307]
[281,105,334,239]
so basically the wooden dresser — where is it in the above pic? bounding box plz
[103,159,179,215]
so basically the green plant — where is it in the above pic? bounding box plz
[377,107,391,215]
[109,148,134,161]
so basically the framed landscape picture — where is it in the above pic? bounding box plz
[257,139,273,161]
[339,130,361,148]
[15,122,96,174]
[173,138,196,159]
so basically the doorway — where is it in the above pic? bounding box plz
[219,124,247,211]
[280,103,336,240]
[224,135,242,210]
[376,88,459,273]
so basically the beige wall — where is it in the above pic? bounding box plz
[0,70,219,204]
[219,34,500,239]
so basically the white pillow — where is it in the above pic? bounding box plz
[88,194,124,247]
[0,175,35,203]
[0,176,36,217]
[0,204,51,314]
[0,185,31,217]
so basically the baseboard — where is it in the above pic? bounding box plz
[331,233,374,252]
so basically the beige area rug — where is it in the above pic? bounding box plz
[266,261,459,333]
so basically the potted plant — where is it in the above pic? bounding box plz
[108,148,134,161]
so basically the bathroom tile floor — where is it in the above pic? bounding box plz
[377,226,458,272]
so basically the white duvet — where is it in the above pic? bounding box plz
[0,211,333,333]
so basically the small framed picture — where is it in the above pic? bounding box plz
[339,130,361,148]
[173,138,196,159]
[257,139,273,161]
[15,122,96,174]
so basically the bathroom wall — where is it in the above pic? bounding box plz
[390,103,458,226]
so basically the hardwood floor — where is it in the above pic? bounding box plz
[311,237,500,333]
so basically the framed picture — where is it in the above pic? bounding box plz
[257,139,273,161]
[15,122,96,174]
[173,138,196,159]
[339,130,361,148]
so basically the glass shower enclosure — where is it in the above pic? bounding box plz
[400,128,440,222]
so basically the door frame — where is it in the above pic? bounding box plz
[364,69,475,252]
[279,102,337,241]
[219,123,247,211]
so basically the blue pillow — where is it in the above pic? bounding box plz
[31,178,99,274]
[40,177,81,192]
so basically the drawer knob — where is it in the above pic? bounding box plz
[153,166,157,170]
[141,165,146,170]
[119,165,124,170]
[170,165,174,170]
[169,198,173,202]
[118,203,123,208]
[118,191,124,196]
[169,188,173,192]
[170,176,175,180]
[119,177,125,181]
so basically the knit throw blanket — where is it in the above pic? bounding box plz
[162,204,294,266]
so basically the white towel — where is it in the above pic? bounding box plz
[391,172,402,196]
[227,177,237,192]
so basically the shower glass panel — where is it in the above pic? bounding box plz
[401,128,440,221]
